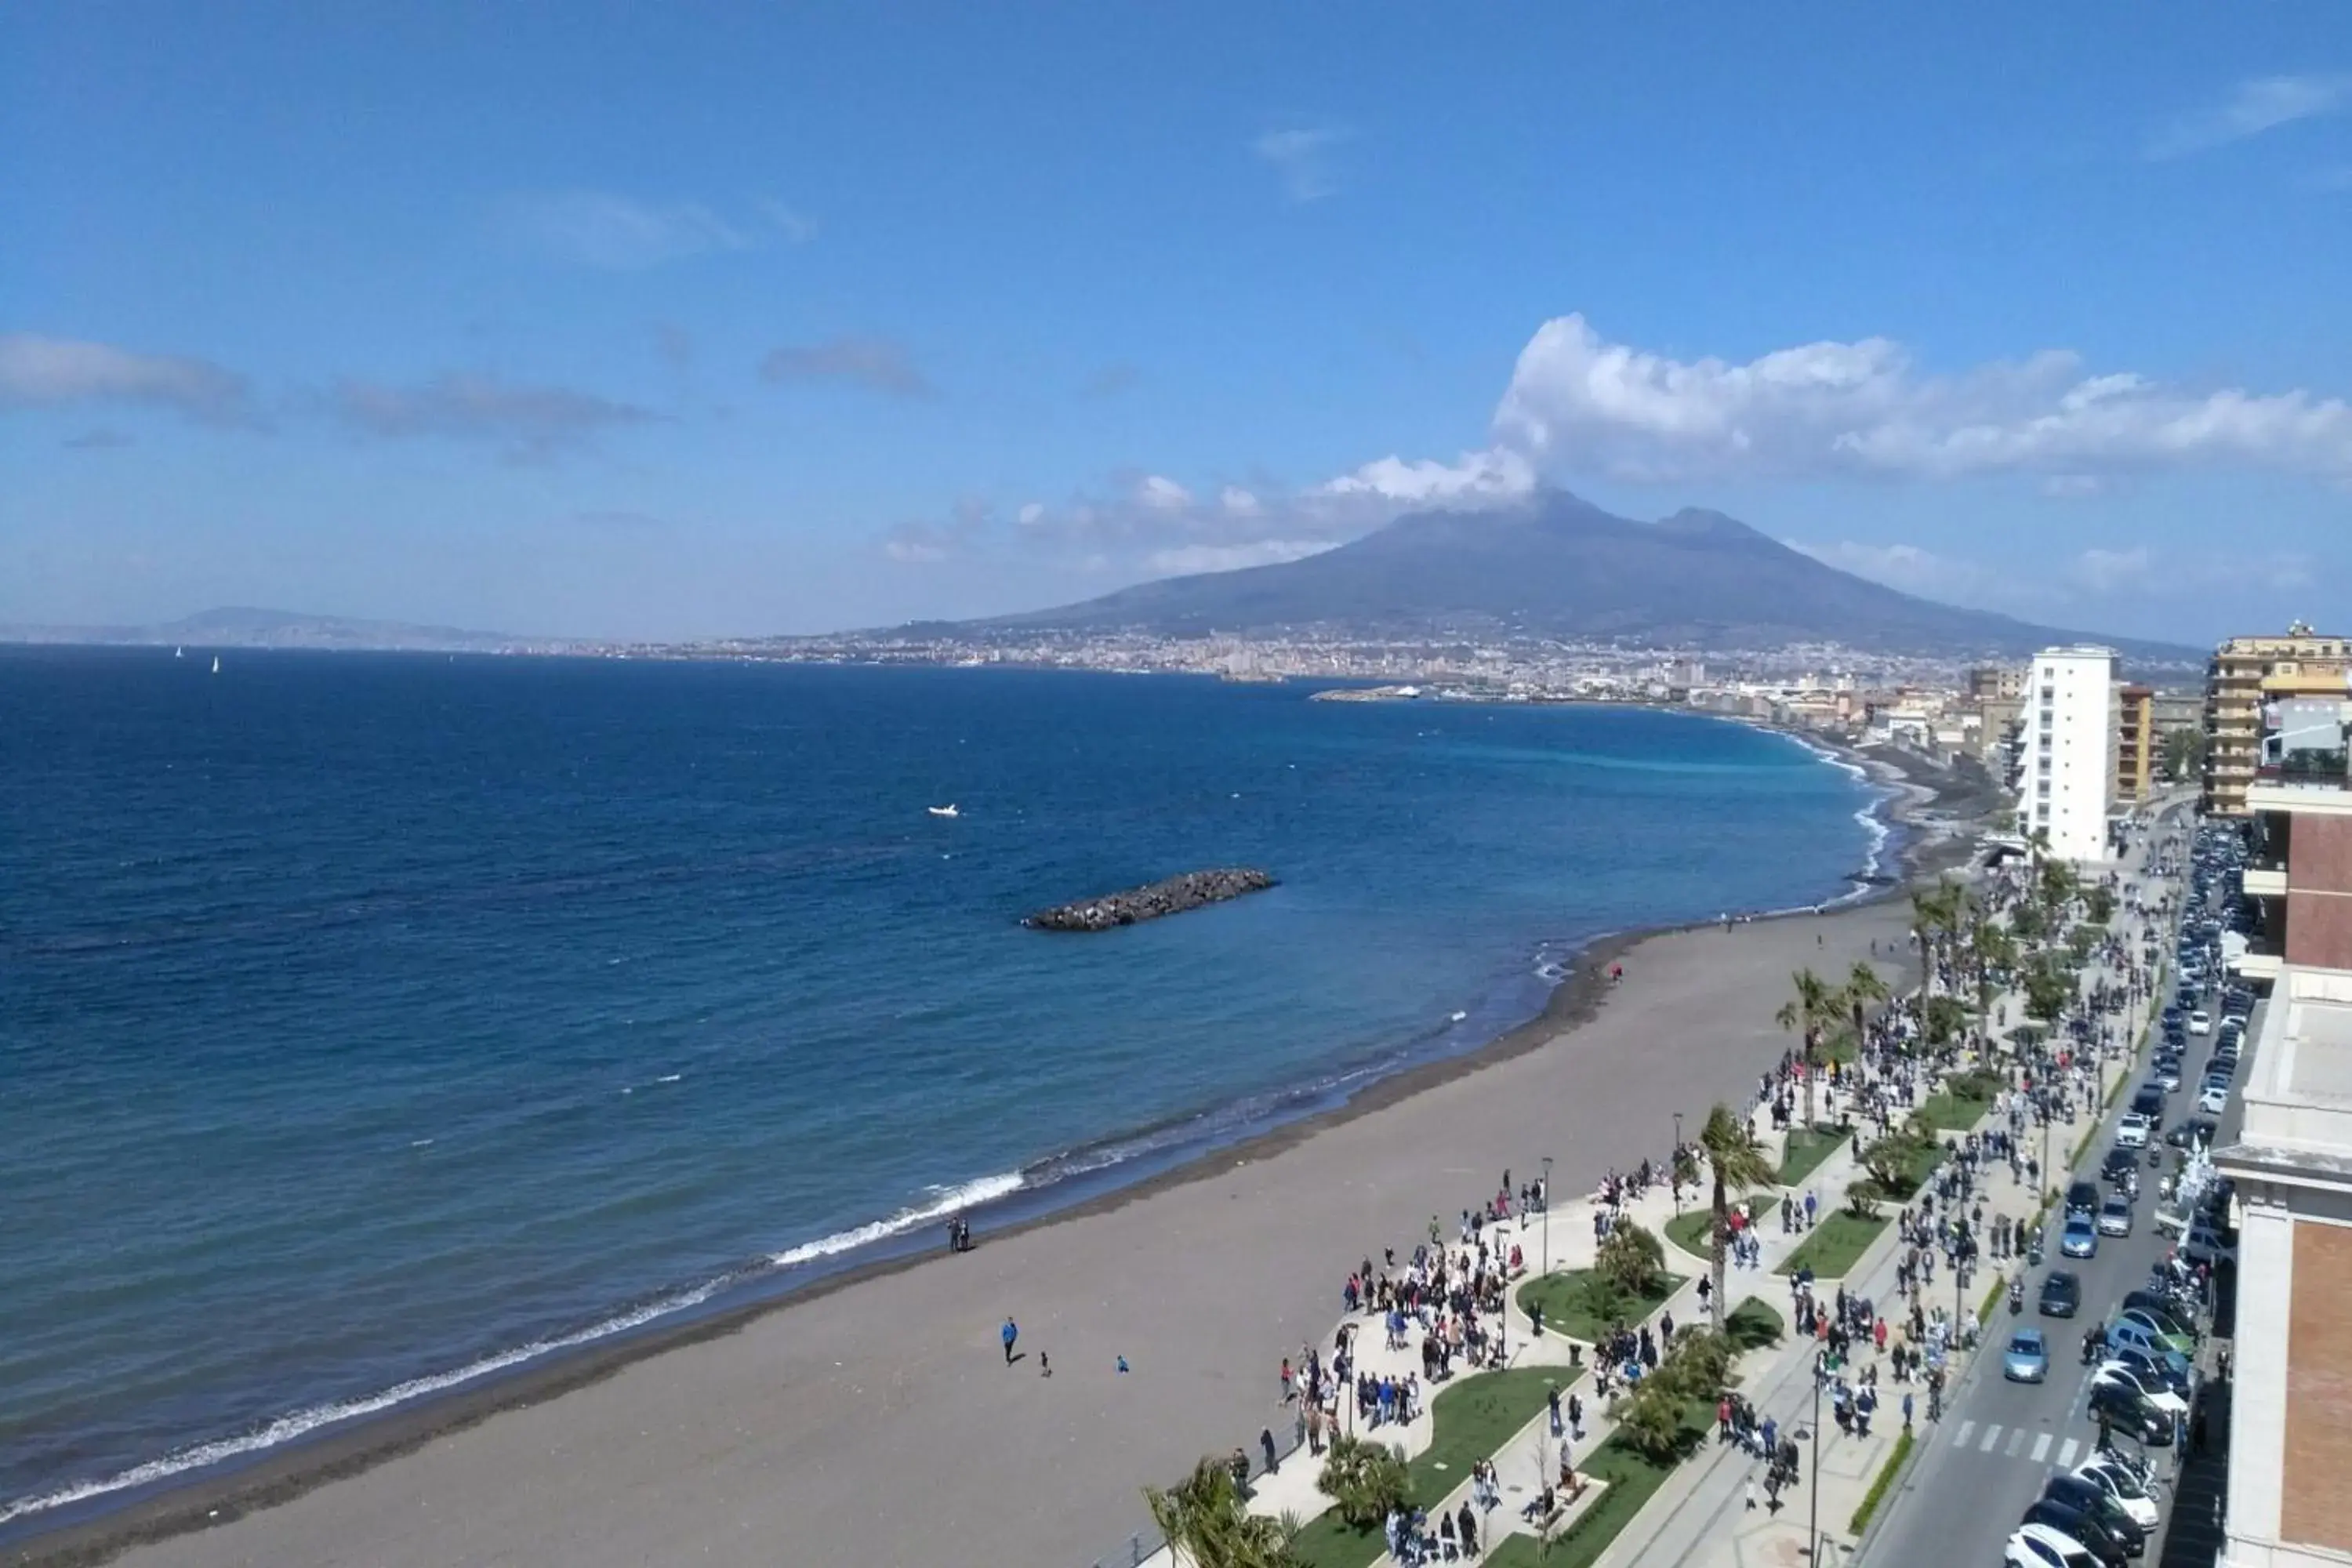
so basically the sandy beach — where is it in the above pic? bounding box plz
[21,880,1933,1568]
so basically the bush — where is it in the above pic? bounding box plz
[1849,1428,1915,1535]
[1595,1218,1668,1301]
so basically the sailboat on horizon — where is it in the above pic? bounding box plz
[210,655,220,675]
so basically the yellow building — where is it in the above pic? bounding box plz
[2114,683,2155,804]
[2204,623,2352,816]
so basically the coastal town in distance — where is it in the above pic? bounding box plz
[14,8,2352,1568]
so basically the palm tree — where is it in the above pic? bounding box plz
[1146,1456,1301,1568]
[1698,1103,1775,1327]
[1973,918,2016,1051]
[1910,879,1966,1025]
[1842,961,1889,1064]
[1776,967,1836,1130]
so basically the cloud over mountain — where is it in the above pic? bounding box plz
[0,333,256,426]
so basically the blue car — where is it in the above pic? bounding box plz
[2060,1218,2100,1259]
[2004,1327,2049,1383]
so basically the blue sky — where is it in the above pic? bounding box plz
[4,5,2350,644]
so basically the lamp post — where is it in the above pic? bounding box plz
[1541,1156,1555,1279]
[1803,1352,1824,1560]
[1671,1113,1684,1217]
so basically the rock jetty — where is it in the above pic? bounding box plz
[1024,868,1276,931]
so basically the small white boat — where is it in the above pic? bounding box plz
[927,804,960,818]
[175,646,184,659]
[210,655,221,674]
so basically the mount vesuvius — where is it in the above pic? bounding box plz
[974,491,2195,662]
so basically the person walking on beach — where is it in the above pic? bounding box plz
[1001,1316,1018,1365]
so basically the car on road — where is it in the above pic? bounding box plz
[2020,1501,2130,1567]
[2151,1059,2183,1091]
[2006,1521,2102,1568]
[2060,1217,2100,1259]
[2074,1455,2164,1531]
[2040,1270,2083,1318]
[2043,1475,2151,1557]
[2198,1082,2230,1115]
[2101,1147,2139,1185]
[2129,1085,2165,1119]
[2087,1381,2173,1445]
[2005,1327,2050,1382]
[2066,1181,2100,1220]
[2188,1009,2212,1035]
[2116,1114,2153,1151]
[2098,1196,2135,1237]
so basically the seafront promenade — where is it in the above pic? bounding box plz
[1141,825,2174,1568]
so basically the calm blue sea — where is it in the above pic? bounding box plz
[0,651,1879,1526]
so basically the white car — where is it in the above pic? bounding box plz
[2095,1360,2188,1414]
[2223,1012,2249,1035]
[2073,1457,2164,1531]
[2189,1010,2212,1036]
[2117,1113,2152,1149]
[2198,1083,2230,1115]
[2007,1521,2100,1568]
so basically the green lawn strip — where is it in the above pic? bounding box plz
[1663,1197,1768,1261]
[1516,1269,1685,1344]
[1774,1211,1889,1278]
[1848,1428,1915,1535]
[1858,1137,1946,1203]
[1915,1074,1999,1138]
[1976,1278,2005,1326]
[1290,1368,1570,1568]
[1774,1125,1851,1188]
[1480,1397,1714,1568]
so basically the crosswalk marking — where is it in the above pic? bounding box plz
[1954,1420,1976,1449]
[1980,1424,2002,1453]
[2006,1428,2027,1457]
[2031,1433,2053,1462]
[2057,1438,2080,1467]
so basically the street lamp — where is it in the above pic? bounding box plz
[1671,1113,1684,1217]
[1541,1155,1555,1279]
[1802,1352,1824,1560]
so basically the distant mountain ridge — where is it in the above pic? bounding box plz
[978,490,2201,663]
[0,607,525,652]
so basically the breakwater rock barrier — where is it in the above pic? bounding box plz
[1024,868,1276,931]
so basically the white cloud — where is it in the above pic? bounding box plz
[1219,485,1262,516]
[1017,502,1047,527]
[1137,474,1193,511]
[1490,313,2352,485]
[0,333,254,426]
[1254,126,1348,202]
[760,336,935,399]
[504,192,815,269]
[329,372,654,458]
[1319,447,1536,503]
[2039,474,2107,499]
[1146,540,1338,575]
[2149,74,2352,160]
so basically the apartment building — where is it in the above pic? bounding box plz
[2218,701,2352,1566]
[2016,645,2117,861]
[2114,682,2155,804]
[2205,624,2352,818]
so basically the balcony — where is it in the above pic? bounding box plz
[2242,861,2288,897]
[2227,930,2282,982]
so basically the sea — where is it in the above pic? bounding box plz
[0,649,1885,1533]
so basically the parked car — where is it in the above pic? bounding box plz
[2098,1196,2135,1237]
[2073,1456,2163,1531]
[2087,1381,2172,1445]
[2103,1341,2193,1399]
[2005,1327,2051,1382]
[2019,1501,2129,1567]
[2007,1522,2100,1568]
[2118,1294,2198,1344]
[2043,1474,2150,1556]
[2112,1310,2194,1357]
[2061,1218,2100,1259]
[2040,1270,2083,1318]
[2166,1116,2219,1149]
[2198,1083,2230,1115]
[2182,1221,2238,1267]
[2094,1361,2187,1415]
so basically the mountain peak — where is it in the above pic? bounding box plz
[1650,506,1766,543]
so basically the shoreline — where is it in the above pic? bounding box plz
[9,724,1990,1568]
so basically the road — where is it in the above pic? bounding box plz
[1864,818,2230,1568]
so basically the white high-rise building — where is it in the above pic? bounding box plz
[2018,644,2118,861]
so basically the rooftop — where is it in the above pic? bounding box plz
[2218,969,2352,1186]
